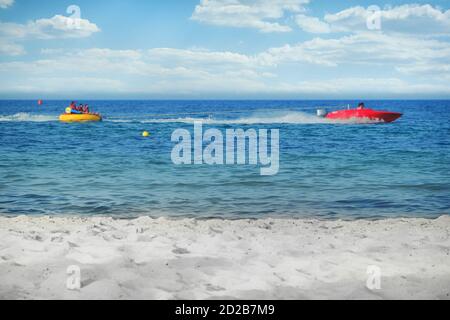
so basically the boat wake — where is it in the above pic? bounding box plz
[107,111,333,125]
[0,113,58,122]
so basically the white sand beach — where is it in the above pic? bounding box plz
[0,215,449,300]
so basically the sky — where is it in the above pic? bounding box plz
[0,0,449,99]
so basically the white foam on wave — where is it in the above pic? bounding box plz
[104,119,134,123]
[0,113,58,122]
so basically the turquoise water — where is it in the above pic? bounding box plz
[0,100,449,219]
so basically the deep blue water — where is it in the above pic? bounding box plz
[0,100,449,219]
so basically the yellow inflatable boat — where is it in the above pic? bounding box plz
[59,113,102,122]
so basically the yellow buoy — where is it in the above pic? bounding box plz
[142,131,150,137]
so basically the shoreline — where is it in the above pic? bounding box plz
[1,215,449,300]
[0,212,446,221]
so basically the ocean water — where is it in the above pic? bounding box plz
[0,100,449,219]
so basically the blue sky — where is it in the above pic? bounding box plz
[0,0,449,99]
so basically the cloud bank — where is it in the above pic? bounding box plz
[0,2,449,98]
[296,4,450,36]
[191,0,309,33]
[1,31,449,98]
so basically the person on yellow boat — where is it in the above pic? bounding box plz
[66,102,100,116]
[67,102,90,114]
[68,101,82,114]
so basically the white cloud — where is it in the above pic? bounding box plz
[148,47,254,67]
[0,39,24,56]
[191,0,309,33]
[0,0,13,9]
[30,15,100,39]
[258,33,450,69]
[0,15,100,56]
[295,14,330,34]
[4,77,125,94]
[396,63,450,75]
[297,4,450,36]
[0,15,100,39]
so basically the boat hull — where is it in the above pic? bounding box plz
[59,114,102,122]
[326,109,402,123]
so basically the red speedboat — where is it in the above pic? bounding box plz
[320,108,402,123]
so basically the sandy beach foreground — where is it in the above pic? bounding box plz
[0,215,449,300]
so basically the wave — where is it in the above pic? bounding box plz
[0,113,58,122]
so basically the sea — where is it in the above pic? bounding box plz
[0,100,449,219]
